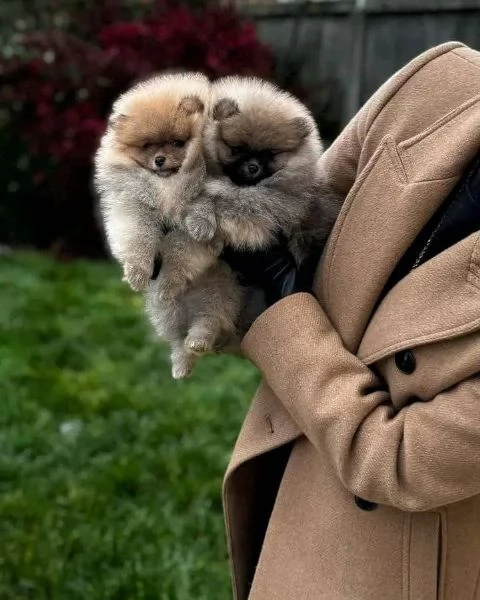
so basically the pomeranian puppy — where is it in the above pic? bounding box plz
[174,76,342,346]
[95,72,242,379]
[94,72,216,296]
[202,76,342,262]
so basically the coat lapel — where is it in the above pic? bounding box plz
[224,381,300,479]
[315,96,480,354]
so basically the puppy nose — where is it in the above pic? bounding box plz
[247,159,260,175]
[155,155,166,168]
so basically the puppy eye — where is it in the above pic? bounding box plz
[172,139,186,148]
[230,146,244,156]
[142,142,153,150]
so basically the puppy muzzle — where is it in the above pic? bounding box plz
[224,151,274,186]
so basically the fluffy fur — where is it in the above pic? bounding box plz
[94,72,215,294]
[146,234,241,378]
[203,76,341,260]
[97,74,342,379]
[150,77,343,370]
[95,72,242,378]
[186,77,344,343]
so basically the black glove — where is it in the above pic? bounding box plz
[221,236,318,307]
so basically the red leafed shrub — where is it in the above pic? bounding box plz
[0,1,273,258]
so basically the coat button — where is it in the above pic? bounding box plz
[355,496,378,511]
[395,350,416,374]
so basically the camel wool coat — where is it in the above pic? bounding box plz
[223,42,480,600]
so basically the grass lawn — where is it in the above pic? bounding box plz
[0,252,259,600]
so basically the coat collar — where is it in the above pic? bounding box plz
[315,95,480,358]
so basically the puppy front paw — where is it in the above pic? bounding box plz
[171,362,193,380]
[185,212,216,242]
[123,263,152,291]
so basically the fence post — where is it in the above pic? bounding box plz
[345,0,368,123]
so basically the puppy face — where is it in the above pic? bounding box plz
[210,97,312,186]
[110,95,204,177]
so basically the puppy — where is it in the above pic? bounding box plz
[153,77,343,369]
[188,77,343,342]
[202,76,342,262]
[149,77,342,368]
[95,72,242,379]
[94,72,216,296]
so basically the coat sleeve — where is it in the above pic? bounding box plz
[241,293,480,512]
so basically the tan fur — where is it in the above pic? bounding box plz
[160,76,343,354]
[96,72,211,226]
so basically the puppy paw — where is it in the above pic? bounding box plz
[171,362,193,380]
[184,335,213,356]
[123,263,152,291]
[185,213,216,242]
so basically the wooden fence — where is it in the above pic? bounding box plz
[2,0,480,135]
[243,0,480,128]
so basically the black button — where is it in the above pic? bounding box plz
[395,350,416,374]
[355,496,378,511]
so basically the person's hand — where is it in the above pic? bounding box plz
[221,235,318,308]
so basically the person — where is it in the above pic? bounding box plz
[221,42,480,600]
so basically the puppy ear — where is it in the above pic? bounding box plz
[290,117,313,139]
[213,98,240,121]
[179,95,204,115]
[108,113,129,129]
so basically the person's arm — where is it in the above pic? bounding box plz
[242,293,480,511]
[225,43,473,511]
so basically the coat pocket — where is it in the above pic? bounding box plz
[403,512,446,600]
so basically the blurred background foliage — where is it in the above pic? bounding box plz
[2,0,476,597]
[0,2,281,596]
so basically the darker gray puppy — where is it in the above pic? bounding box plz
[197,76,343,340]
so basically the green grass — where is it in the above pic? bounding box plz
[0,252,259,600]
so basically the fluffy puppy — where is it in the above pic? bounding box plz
[181,76,341,345]
[151,77,341,367]
[154,77,341,365]
[94,72,216,296]
[202,76,342,262]
[95,72,241,379]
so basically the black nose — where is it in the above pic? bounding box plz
[247,160,260,175]
[155,155,166,168]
